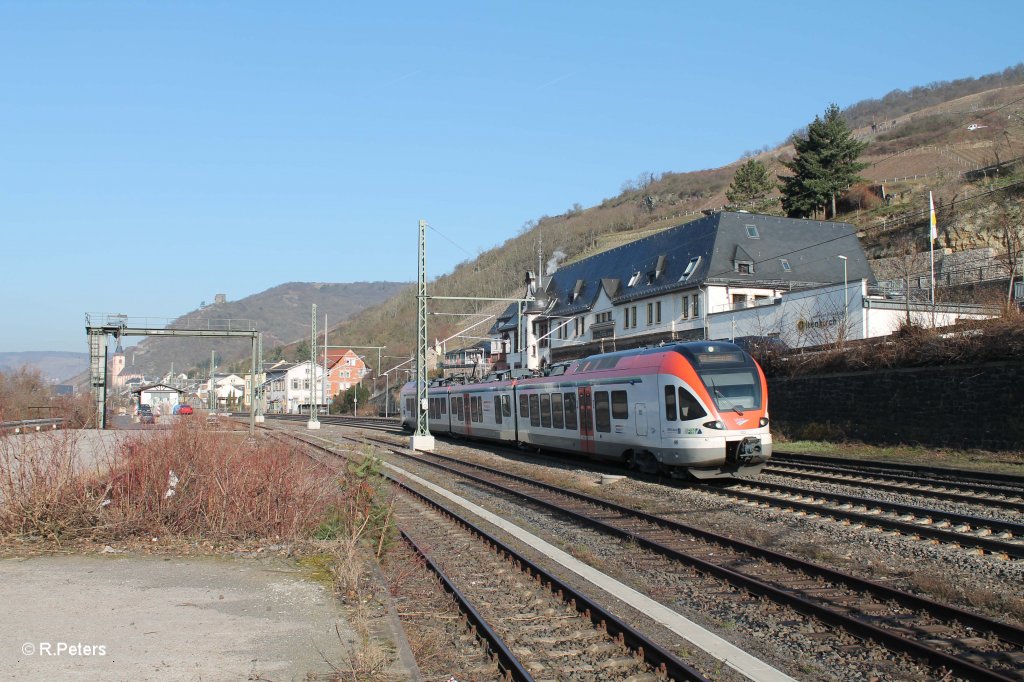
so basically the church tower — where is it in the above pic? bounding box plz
[111,341,126,388]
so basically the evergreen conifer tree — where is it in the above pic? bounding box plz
[779,103,868,219]
[726,158,775,210]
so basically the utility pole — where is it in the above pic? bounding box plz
[307,304,320,429]
[411,219,434,450]
[255,333,265,423]
[322,313,327,414]
[208,350,215,412]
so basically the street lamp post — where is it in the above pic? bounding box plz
[837,255,849,341]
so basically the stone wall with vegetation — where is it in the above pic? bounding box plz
[768,362,1024,451]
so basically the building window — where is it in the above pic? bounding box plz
[780,258,791,272]
[655,301,661,323]
[681,295,689,319]
[628,271,641,287]
[746,225,760,239]
[692,295,700,318]
[682,256,701,280]
[646,302,653,325]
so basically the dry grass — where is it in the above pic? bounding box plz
[0,421,385,547]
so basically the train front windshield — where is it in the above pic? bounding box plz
[679,346,763,412]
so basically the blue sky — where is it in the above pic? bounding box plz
[2,1,1022,352]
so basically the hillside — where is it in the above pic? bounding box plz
[120,281,410,377]
[0,351,88,384]
[314,64,1024,372]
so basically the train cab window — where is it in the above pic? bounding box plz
[540,394,552,428]
[551,393,564,429]
[563,392,577,430]
[529,394,540,427]
[678,388,707,420]
[501,394,512,418]
[664,386,677,421]
[594,391,611,432]
[611,390,629,419]
[494,396,502,425]
[519,395,529,418]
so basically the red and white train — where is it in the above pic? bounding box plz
[399,341,771,479]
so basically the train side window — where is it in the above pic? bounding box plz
[611,390,628,419]
[664,386,677,421]
[551,393,564,429]
[502,394,512,418]
[472,396,482,423]
[540,394,552,428]
[440,398,446,415]
[594,391,611,432]
[678,388,707,420]
[519,394,529,418]
[563,392,577,430]
[457,397,465,422]
[429,399,437,420]
[529,394,540,427]
[493,396,502,424]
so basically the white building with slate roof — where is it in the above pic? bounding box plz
[482,211,997,371]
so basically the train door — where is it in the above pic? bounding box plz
[635,403,647,436]
[578,386,595,454]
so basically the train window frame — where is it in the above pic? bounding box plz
[551,393,564,429]
[594,391,611,432]
[471,396,482,423]
[502,394,512,418]
[664,385,677,421]
[564,392,578,430]
[678,388,707,420]
[529,394,540,427]
[611,390,628,419]
[540,394,552,428]
[519,394,529,418]
[493,396,502,424]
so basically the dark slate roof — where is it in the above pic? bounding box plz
[541,211,874,317]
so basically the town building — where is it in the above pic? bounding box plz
[469,211,997,374]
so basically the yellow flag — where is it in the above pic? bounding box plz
[929,192,937,241]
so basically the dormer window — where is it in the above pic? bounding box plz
[733,246,754,275]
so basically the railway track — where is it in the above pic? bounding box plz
[333,430,1024,682]
[270,424,713,681]
[762,461,1024,513]
[698,478,1024,559]
[771,452,1024,493]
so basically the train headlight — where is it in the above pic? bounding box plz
[759,417,769,427]
[702,420,725,430]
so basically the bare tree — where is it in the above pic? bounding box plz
[888,233,931,324]
[994,203,1024,303]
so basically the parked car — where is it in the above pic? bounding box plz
[179,405,194,415]
[138,404,155,424]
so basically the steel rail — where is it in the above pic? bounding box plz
[360,440,1023,682]
[714,479,1024,546]
[763,463,1024,511]
[772,452,1024,489]
[278,426,710,682]
[391,475,709,682]
[399,529,535,682]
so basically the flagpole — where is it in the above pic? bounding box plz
[929,191,936,305]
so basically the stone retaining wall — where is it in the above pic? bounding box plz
[768,362,1024,450]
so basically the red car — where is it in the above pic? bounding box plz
[179,405,194,415]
